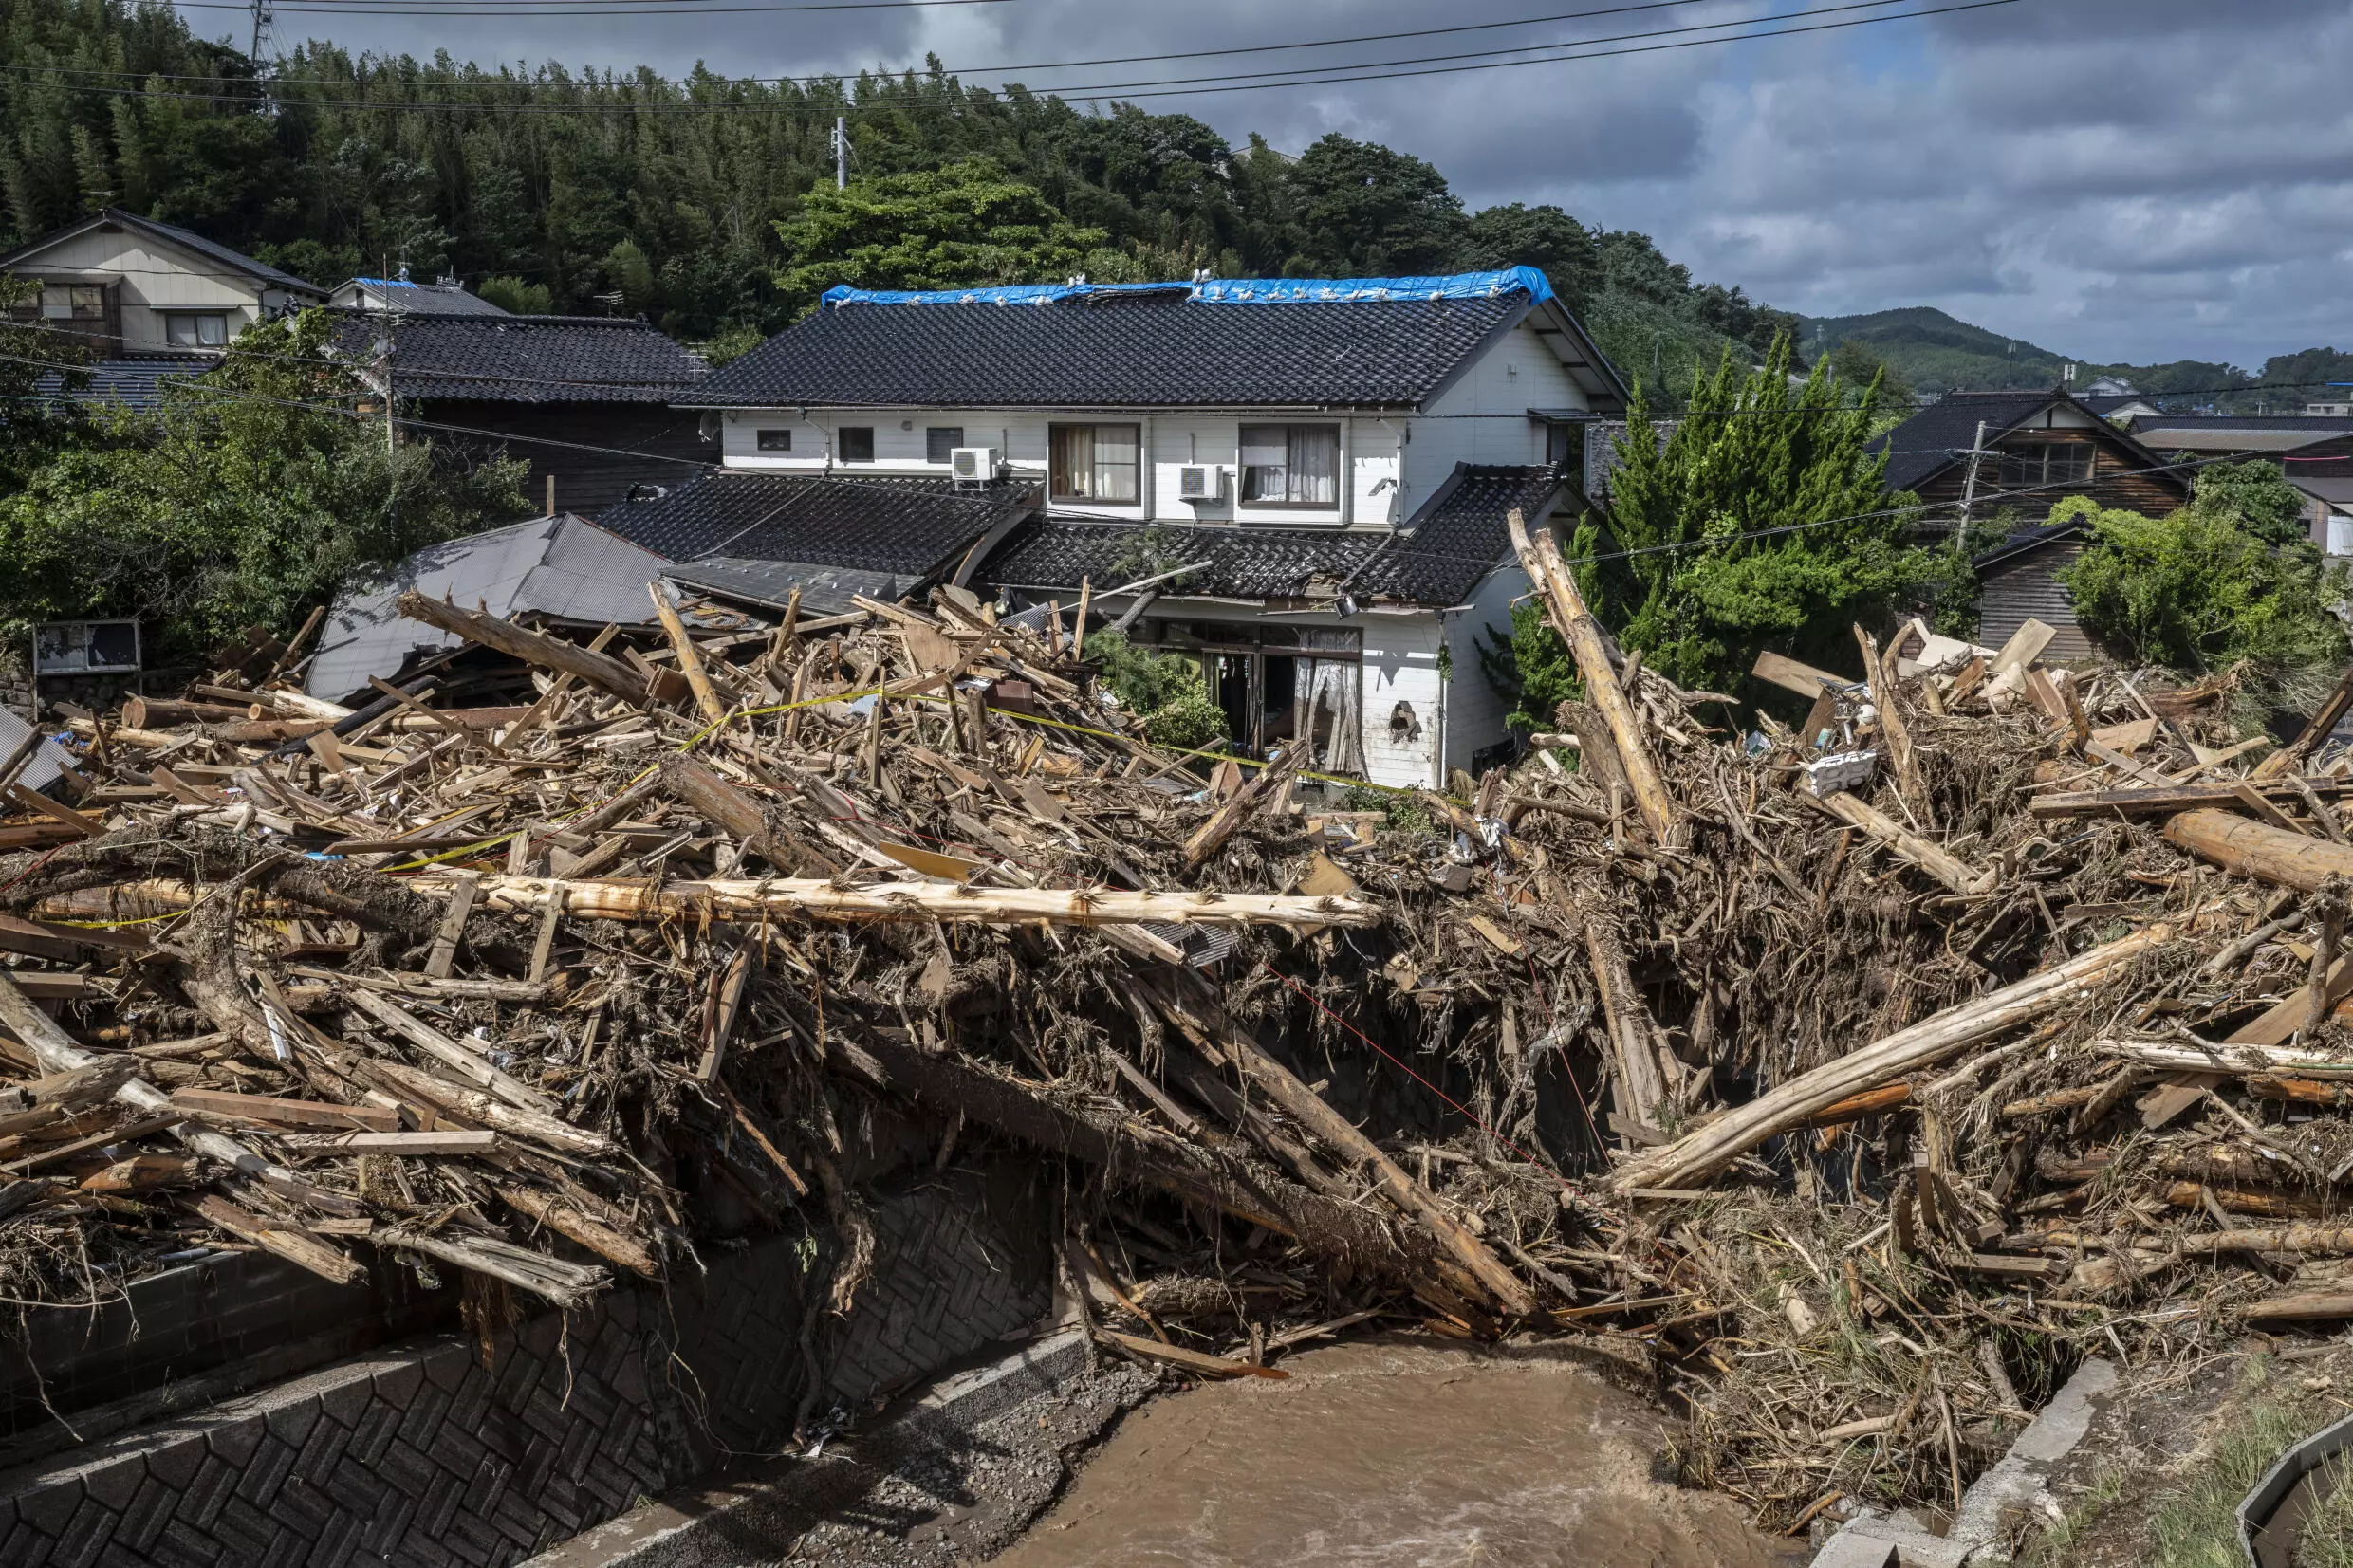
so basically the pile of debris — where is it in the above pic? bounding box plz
[0,515,2348,1538]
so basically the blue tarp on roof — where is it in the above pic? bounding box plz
[819,266,1553,311]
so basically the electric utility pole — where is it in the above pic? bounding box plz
[832,116,847,190]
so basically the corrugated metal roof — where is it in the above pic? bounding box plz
[306,514,668,700]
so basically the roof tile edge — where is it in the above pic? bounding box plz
[816,266,1553,311]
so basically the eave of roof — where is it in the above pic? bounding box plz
[0,209,325,298]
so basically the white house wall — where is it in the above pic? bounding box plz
[722,409,1407,528]
[12,228,269,352]
[1440,564,1530,777]
[1358,612,1445,788]
[1409,319,1590,510]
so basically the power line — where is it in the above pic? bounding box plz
[0,0,1719,88]
[59,0,2014,103]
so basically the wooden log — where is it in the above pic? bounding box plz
[1803,1082,1912,1126]
[1815,790,1989,896]
[1859,626,1930,827]
[120,698,249,728]
[169,1088,399,1131]
[2244,1290,2353,1323]
[650,583,728,724]
[659,755,799,872]
[2095,1037,2353,1076]
[1508,508,1677,844]
[341,987,556,1116]
[2029,780,2343,819]
[493,1182,659,1278]
[1583,914,1666,1136]
[2158,1181,2327,1220]
[1095,1328,1289,1380]
[352,1056,614,1156]
[1614,925,2175,1192]
[1142,975,1536,1318]
[1181,738,1306,873]
[371,1226,606,1307]
[418,872,1379,930]
[283,1130,500,1154]
[0,972,342,1213]
[395,592,651,706]
[2164,809,2353,891]
[193,1194,364,1286]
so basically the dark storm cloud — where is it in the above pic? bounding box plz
[214,0,2350,366]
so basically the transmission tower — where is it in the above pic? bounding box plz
[248,0,276,65]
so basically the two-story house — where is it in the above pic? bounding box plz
[0,207,324,355]
[604,268,1625,786]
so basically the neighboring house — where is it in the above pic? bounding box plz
[2121,415,2353,552]
[0,207,324,355]
[663,267,1627,787]
[2080,392,2163,422]
[1972,524,2101,662]
[32,354,214,415]
[1872,388,2195,529]
[328,271,510,317]
[306,513,668,702]
[2080,375,2138,398]
[330,311,709,518]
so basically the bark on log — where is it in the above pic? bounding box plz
[1614,925,2175,1191]
[1507,508,1677,844]
[835,1029,1450,1291]
[0,973,362,1248]
[2166,809,2353,891]
[1141,974,1536,1317]
[405,872,1379,930]
[1584,914,1667,1134]
[1816,790,1991,896]
[397,592,651,706]
[659,755,801,872]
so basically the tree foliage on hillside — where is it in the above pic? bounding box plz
[0,312,526,665]
[0,0,1788,388]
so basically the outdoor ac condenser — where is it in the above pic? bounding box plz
[950,447,999,482]
[1176,464,1222,500]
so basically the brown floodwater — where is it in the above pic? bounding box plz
[992,1337,1806,1568]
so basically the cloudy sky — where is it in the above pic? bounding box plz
[192,0,2352,369]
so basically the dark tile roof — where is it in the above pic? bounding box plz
[1870,390,2065,492]
[690,289,1530,410]
[663,558,917,617]
[35,355,213,413]
[979,464,1565,608]
[598,471,1036,581]
[328,311,706,404]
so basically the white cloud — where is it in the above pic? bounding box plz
[220,0,2353,365]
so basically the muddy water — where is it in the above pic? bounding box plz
[993,1337,1804,1568]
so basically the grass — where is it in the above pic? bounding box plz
[2023,1357,2348,1568]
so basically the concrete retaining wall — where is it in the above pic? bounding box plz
[0,1165,1052,1568]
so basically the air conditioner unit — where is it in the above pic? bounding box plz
[950,446,999,482]
[1176,464,1222,501]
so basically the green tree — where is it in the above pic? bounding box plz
[1824,338,1915,412]
[2055,497,2346,671]
[2188,456,2307,546]
[1561,334,1927,699]
[0,311,527,664]
[1461,203,1602,313]
[1476,600,1584,730]
[1085,629,1225,750]
[771,159,1109,314]
[1279,134,1467,277]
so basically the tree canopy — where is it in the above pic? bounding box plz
[0,311,526,665]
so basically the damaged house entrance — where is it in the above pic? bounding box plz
[1142,619,1364,769]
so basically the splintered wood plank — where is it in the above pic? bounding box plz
[422,869,481,979]
[170,1088,400,1131]
[1751,650,1849,699]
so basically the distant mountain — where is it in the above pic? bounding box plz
[1798,307,2353,413]
[1799,307,2071,395]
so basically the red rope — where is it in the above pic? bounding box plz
[1263,962,1560,1179]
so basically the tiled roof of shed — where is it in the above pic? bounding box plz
[598,471,1035,581]
[35,355,213,413]
[329,311,705,404]
[689,288,1529,410]
[978,464,1564,608]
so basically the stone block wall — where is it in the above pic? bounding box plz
[0,1165,1052,1568]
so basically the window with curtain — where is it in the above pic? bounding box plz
[1049,424,1141,503]
[1240,424,1340,507]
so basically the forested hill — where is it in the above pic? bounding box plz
[0,0,1791,393]
[1802,306,2353,411]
